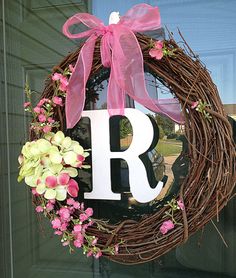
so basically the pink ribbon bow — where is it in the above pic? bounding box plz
[63,3,183,129]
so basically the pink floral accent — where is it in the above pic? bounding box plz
[80,213,88,222]
[69,64,75,72]
[85,207,93,217]
[52,72,62,81]
[114,244,119,254]
[33,106,41,113]
[46,202,54,211]
[43,125,52,133]
[67,179,79,197]
[62,241,70,246]
[47,117,55,123]
[35,206,43,213]
[58,207,71,222]
[32,188,39,196]
[59,76,68,91]
[37,98,47,107]
[53,96,63,106]
[149,40,164,60]
[67,198,75,206]
[191,101,199,109]
[160,220,175,235]
[73,224,82,233]
[24,102,31,108]
[94,250,102,259]
[38,114,46,122]
[60,222,68,231]
[177,199,185,211]
[51,218,61,229]
[87,251,93,257]
[91,238,97,246]
[54,230,62,235]
[45,175,57,188]
[57,173,70,185]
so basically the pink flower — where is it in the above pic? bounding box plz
[35,206,43,213]
[54,230,62,235]
[149,40,164,60]
[59,76,68,92]
[154,40,163,49]
[114,244,119,254]
[37,98,47,107]
[191,101,199,109]
[85,207,93,217]
[73,224,82,233]
[67,179,79,198]
[91,238,97,246]
[62,241,70,246]
[33,106,41,113]
[47,117,55,123]
[87,251,93,257]
[46,202,54,211]
[67,198,75,206]
[69,64,75,73]
[38,114,46,122]
[51,218,61,229]
[149,48,163,60]
[45,175,57,188]
[24,102,31,108]
[53,96,63,106]
[57,173,70,185]
[73,234,84,248]
[58,207,71,222]
[52,72,62,81]
[43,125,51,133]
[94,250,102,259]
[80,213,88,222]
[73,201,80,210]
[60,222,68,231]
[160,220,175,235]
[32,188,39,196]
[177,199,185,211]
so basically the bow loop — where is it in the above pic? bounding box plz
[62,4,183,129]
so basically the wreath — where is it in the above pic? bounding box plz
[18,4,236,264]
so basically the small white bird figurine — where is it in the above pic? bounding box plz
[109,11,120,25]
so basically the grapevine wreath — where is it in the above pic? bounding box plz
[18,4,236,264]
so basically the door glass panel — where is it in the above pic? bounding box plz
[1,0,235,278]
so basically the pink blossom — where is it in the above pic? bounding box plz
[62,241,70,246]
[47,117,55,123]
[59,76,68,92]
[191,101,199,109]
[177,199,185,211]
[57,173,70,185]
[154,40,163,49]
[52,72,63,81]
[73,234,84,248]
[69,64,75,72]
[45,175,57,188]
[58,207,71,222]
[49,199,56,204]
[37,98,47,107]
[94,250,102,259]
[53,96,63,106]
[114,244,119,254]
[91,238,97,246]
[35,206,43,213]
[33,106,41,113]
[149,48,163,60]
[160,220,175,235]
[51,218,61,229]
[32,188,39,196]
[38,114,46,122]
[87,251,93,257]
[73,224,82,233]
[80,202,84,211]
[54,230,62,235]
[46,202,54,211]
[73,201,80,210]
[60,222,68,231]
[24,102,31,108]
[43,125,52,133]
[67,179,79,197]
[80,213,88,222]
[85,207,93,217]
[67,198,75,206]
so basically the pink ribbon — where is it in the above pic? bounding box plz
[63,3,184,129]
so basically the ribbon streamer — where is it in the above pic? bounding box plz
[63,3,183,129]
